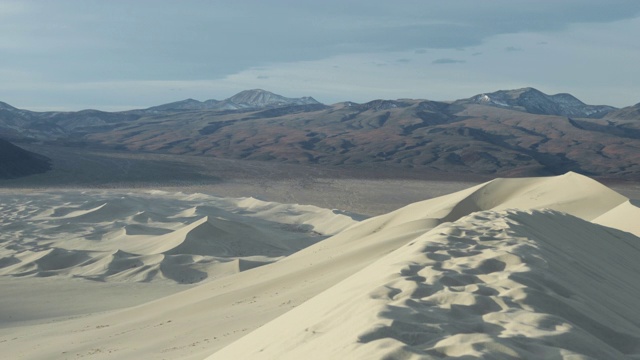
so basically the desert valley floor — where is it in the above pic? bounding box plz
[0,163,639,359]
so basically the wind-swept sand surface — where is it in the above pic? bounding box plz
[1,172,639,359]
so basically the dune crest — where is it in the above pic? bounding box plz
[207,172,640,359]
[210,209,640,359]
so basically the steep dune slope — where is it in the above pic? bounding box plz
[593,199,640,237]
[211,209,640,359]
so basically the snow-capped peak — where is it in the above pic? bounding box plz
[462,88,616,118]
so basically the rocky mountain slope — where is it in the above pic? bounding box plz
[455,87,616,118]
[145,89,322,113]
[605,102,640,120]
[1,88,639,179]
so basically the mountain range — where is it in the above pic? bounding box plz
[1,88,639,179]
[145,89,323,112]
[459,87,616,118]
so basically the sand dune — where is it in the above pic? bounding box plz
[210,209,640,359]
[0,190,358,284]
[0,172,639,359]
[593,199,640,237]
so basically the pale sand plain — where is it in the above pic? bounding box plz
[0,172,639,359]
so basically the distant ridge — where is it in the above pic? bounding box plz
[145,89,322,112]
[227,89,321,109]
[145,98,222,112]
[605,102,640,120]
[457,87,616,118]
[0,101,19,112]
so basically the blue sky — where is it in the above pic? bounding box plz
[1,0,639,110]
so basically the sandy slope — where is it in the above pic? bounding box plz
[593,199,640,237]
[1,172,639,359]
[210,209,640,359]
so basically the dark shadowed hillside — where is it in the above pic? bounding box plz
[0,139,51,179]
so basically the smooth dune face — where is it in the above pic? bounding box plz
[1,172,639,360]
[593,199,640,237]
